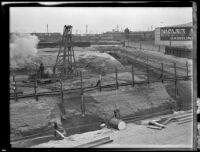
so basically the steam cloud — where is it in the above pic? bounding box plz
[10,33,39,69]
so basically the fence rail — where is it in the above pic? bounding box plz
[10,75,191,100]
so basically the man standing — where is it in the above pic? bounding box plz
[39,63,44,78]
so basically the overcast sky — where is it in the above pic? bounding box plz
[10,7,192,34]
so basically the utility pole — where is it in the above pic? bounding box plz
[86,24,88,34]
[47,24,49,36]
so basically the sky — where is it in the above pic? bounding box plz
[10,7,192,34]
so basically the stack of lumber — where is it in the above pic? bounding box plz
[146,110,193,130]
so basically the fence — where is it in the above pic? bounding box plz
[125,41,165,53]
[125,41,192,59]
[10,59,191,102]
[165,46,192,59]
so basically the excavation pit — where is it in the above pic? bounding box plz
[10,46,192,147]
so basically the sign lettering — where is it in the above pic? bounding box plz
[160,27,192,41]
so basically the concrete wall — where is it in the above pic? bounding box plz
[155,28,193,49]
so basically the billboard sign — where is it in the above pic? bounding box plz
[160,27,192,41]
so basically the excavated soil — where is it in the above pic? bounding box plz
[10,46,186,147]
[10,96,61,144]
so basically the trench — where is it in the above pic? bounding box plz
[60,93,105,136]
[107,51,192,111]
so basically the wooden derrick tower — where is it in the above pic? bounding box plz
[53,25,76,76]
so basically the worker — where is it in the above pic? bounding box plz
[114,109,120,119]
[54,122,58,138]
[114,104,120,119]
[39,63,44,78]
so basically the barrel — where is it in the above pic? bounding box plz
[109,118,126,130]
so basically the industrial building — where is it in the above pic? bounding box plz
[102,31,154,41]
[154,22,193,49]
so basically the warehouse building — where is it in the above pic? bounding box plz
[154,22,193,49]
[102,30,154,42]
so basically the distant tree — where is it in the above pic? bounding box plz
[124,28,130,46]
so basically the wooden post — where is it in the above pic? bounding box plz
[146,56,149,85]
[131,64,135,87]
[59,79,65,116]
[13,75,18,102]
[99,68,102,92]
[174,63,177,100]
[81,94,85,117]
[34,77,38,101]
[115,67,118,89]
[80,71,83,95]
[80,71,85,117]
[186,61,189,77]
[161,63,164,83]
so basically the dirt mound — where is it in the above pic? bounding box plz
[10,96,60,141]
[75,47,124,74]
[61,82,176,121]
[84,82,176,120]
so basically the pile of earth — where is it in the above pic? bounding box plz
[74,47,125,74]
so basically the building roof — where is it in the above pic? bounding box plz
[159,22,193,28]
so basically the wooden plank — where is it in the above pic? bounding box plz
[147,125,162,130]
[162,117,178,125]
[90,139,113,148]
[55,130,65,139]
[178,116,193,122]
[178,118,192,125]
[157,110,193,124]
[148,121,166,128]
[75,136,112,148]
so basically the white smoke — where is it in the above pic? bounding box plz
[10,33,39,69]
